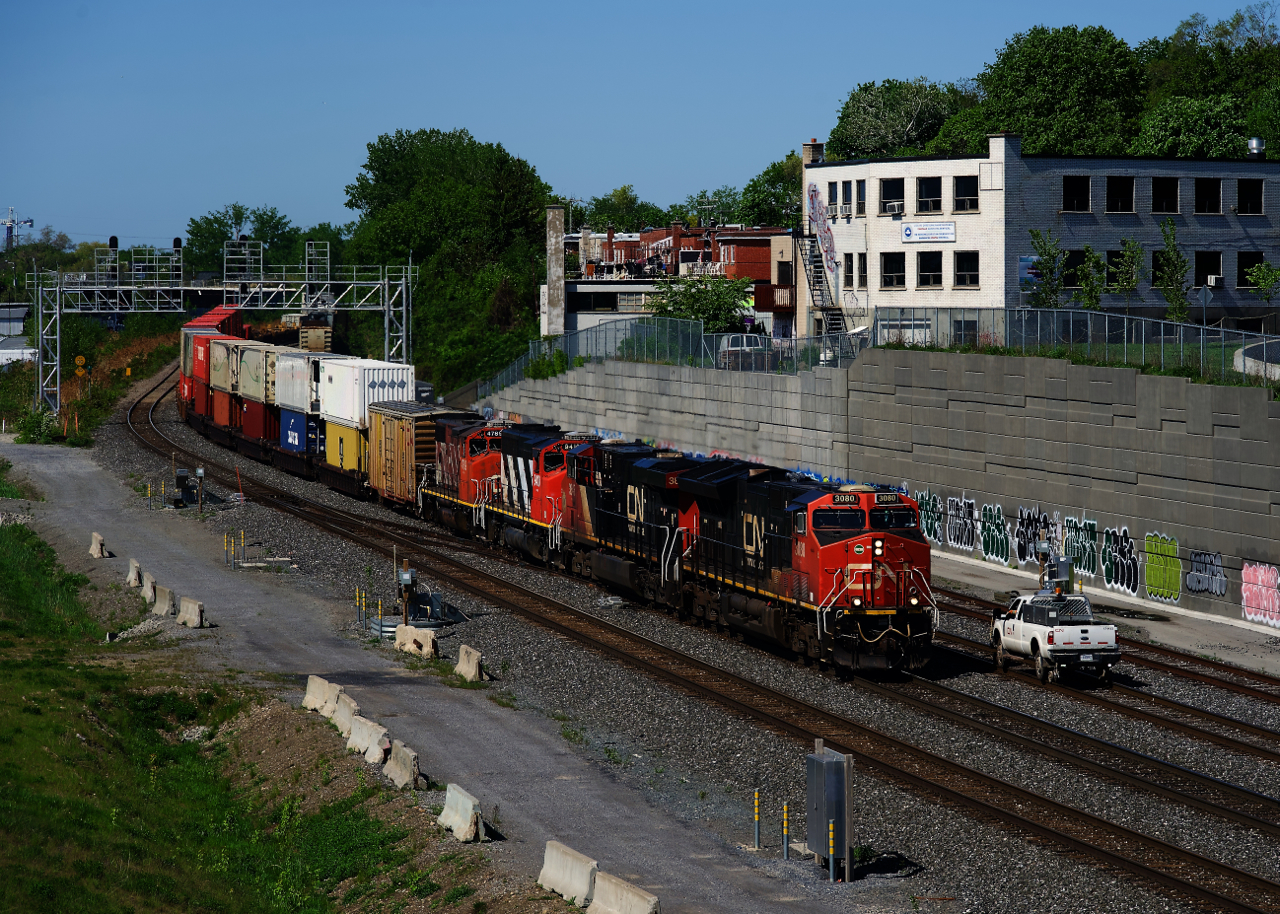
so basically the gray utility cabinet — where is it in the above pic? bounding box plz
[807,746,846,859]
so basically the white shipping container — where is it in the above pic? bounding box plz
[276,352,350,414]
[320,359,415,429]
[181,327,218,377]
[240,346,294,405]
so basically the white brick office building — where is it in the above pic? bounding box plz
[798,134,1280,336]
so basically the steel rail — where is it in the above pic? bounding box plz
[124,375,1280,913]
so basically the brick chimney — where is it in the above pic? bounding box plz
[802,138,824,165]
[670,221,683,275]
[605,224,615,263]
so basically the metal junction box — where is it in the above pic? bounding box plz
[807,746,846,859]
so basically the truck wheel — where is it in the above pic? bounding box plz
[995,640,1010,672]
[1034,648,1050,683]
[1098,665,1109,683]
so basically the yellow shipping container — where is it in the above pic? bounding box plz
[325,420,367,474]
[368,403,478,505]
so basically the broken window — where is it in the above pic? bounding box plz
[1105,176,1135,213]
[1238,179,1264,215]
[880,178,905,213]
[1238,251,1264,287]
[881,251,906,287]
[917,177,942,213]
[917,251,943,286]
[954,176,979,211]
[1152,177,1179,213]
[1062,176,1090,212]
[1195,178,1221,214]
[1194,251,1222,288]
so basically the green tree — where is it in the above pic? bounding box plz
[969,25,1146,155]
[1071,246,1108,311]
[1025,229,1067,308]
[827,78,961,160]
[649,275,751,333]
[1108,237,1149,314]
[683,186,742,227]
[580,185,667,233]
[184,203,249,273]
[925,105,994,156]
[1153,217,1191,321]
[739,151,802,228]
[1246,258,1280,303]
[1129,95,1248,157]
[342,128,551,392]
[248,206,301,265]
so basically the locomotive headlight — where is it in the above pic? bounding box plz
[852,597,862,607]
[873,538,884,556]
[909,597,919,606]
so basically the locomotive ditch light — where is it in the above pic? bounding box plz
[910,597,919,606]
[852,597,862,607]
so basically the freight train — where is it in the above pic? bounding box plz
[178,311,937,671]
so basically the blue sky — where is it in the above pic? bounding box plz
[3,1,1227,248]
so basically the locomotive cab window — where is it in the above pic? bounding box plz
[811,508,866,530]
[793,510,807,536]
[869,507,917,529]
[469,438,489,457]
[542,451,564,472]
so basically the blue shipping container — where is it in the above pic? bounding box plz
[280,409,307,453]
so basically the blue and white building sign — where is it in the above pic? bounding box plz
[901,222,957,243]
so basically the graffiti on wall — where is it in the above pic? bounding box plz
[1243,562,1280,627]
[1186,551,1227,597]
[915,490,944,544]
[1061,515,1099,577]
[1014,507,1057,565]
[981,504,1010,564]
[1144,533,1182,603]
[1101,526,1140,596]
[946,496,977,551]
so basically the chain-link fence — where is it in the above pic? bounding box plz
[872,307,1280,387]
[478,317,870,398]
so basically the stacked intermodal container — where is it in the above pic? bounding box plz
[319,359,415,474]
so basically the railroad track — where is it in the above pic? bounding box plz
[937,586,1280,705]
[124,371,1280,914]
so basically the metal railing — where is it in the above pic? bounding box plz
[872,307,1280,386]
[477,317,868,398]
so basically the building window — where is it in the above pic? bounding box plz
[842,181,853,205]
[1238,251,1265,287]
[1152,249,1186,287]
[843,252,855,288]
[917,251,942,286]
[1062,176,1090,212]
[828,182,838,207]
[1195,178,1221,214]
[858,252,868,288]
[917,177,942,213]
[1105,250,1124,286]
[1152,177,1179,213]
[1239,179,1264,215]
[777,260,793,286]
[880,178,905,214]
[954,176,979,212]
[1106,176,1135,213]
[881,252,906,287]
[856,179,866,215]
[1063,250,1087,289]
[1194,251,1222,288]
[954,251,979,287]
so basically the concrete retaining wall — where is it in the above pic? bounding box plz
[482,350,1280,625]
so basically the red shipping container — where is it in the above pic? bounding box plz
[212,389,232,428]
[193,334,237,384]
[193,379,210,416]
[179,372,191,403]
[242,400,280,441]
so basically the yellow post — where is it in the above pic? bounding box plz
[754,789,760,849]
[783,803,789,860]
[828,820,836,882]
[240,530,245,562]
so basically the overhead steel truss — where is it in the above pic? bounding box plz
[31,240,414,413]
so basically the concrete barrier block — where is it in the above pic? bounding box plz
[395,624,439,658]
[437,782,484,841]
[141,572,156,604]
[319,682,345,718]
[537,841,597,907]
[89,532,105,559]
[346,715,378,754]
[364,727,391,765]
[332,693,359,738]
[125,559,142,588]
[177,596,204,628]
[152,585,175,617]
[384,739,420,789]
[591,871,660,914]
[455,645,483,682]
[302,675,329,711]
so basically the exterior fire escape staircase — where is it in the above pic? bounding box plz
[801,235,847,336]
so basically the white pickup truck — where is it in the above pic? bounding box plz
[992,592,1121,682]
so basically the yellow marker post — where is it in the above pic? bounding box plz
[240,530,245,563]
[828,820,836,882]
[147,482,152,510]
[782,804,789,860]
[754,789,760,849]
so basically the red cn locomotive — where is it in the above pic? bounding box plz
[420,426,936,672]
